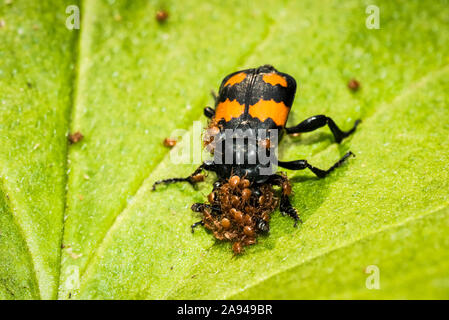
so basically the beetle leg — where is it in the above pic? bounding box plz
[190,202,222,233]
[267,174,302,227]
[278,151,354,178]
[279,195,302,227]
[210,90,218,104]
[191,202,221,214]
[203,106,215,118]
[285,115,361,143]
[203,90,219,119]
[152,161,215,190]
[190,220,205,233]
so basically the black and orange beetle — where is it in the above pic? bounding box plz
[153,65,360,254]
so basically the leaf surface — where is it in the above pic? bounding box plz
[1,0,449,299]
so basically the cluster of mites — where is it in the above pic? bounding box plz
[192,175,280,254]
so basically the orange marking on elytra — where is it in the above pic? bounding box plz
[214,98,245,121]
[248,99,290,126]
[224,72,247,87]
[262,73,287,87]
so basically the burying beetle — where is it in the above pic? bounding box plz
[153,65,360,254]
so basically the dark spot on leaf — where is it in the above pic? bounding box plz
[163,137,177,148]
[347,78,360,92]
[156,10,169,23]
[68,131,84,144]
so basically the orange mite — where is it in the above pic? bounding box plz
[68,131,84,144]
[156,10,169,23]
[163,137,177,148]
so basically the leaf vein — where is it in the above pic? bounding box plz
[0,175,41,299]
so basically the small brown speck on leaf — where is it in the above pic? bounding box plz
[163,137,177,148]
[348,78,360,92]
[156,10,169,23]
[67,247,82,259]
[69,131,84,144]
[71,252,82,259]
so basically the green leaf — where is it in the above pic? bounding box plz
[0,0,78,299]
[1,0,449,299]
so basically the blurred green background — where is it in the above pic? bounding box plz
[1,0,449,299]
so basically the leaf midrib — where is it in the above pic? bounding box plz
[56,0,90,299]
